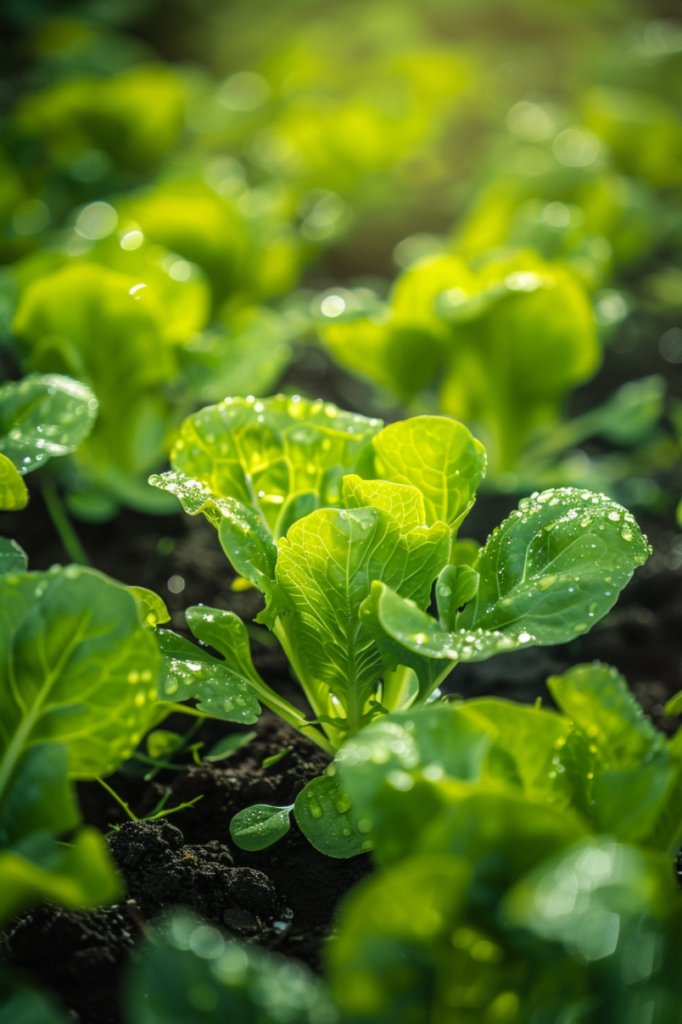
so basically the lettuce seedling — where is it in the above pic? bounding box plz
[0,557,160,925]
[151,396,650,856]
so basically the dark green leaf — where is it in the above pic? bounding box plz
[0,537,28,575]
[229,804,292,851]
[205,731,256,763]
[294,773,370,858]
[547,663,664,770]
[124,910,334,1024]
[435,564,479,630]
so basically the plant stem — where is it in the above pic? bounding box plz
[42,481,90,565]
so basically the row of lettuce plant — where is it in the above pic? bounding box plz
[2,388,682,1022]
[2,6,681,521]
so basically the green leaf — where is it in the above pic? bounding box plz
[367,415,486,529]
[370,488,651,668]
[547,663,664,770]
[129,586,170,628]
[0,453,28,511]
[169,394,383,539]
[275,506,449,714]
[0,826,121,927]
[0,373,98,474]
[294,773,370,858]
[360,581,450,701]
[460,488,650,644]
[12,262,181,481]
[0,537,28,575]
[465,699,583,812]
[229,804,292,851]
[156,628,261,725]
[0,743,78,846]
[342,474,427,530]
[204,731,256,762]
[590,757,678,847]
[336,705,496,861]
[435,564,479,631]
[124,910,334,1024]
[0,566,159,792]
[146,730,184,761]
[505,836,674,956]
[185,607,264,687]
[328,853,470,1021]
[418,790,587,898]
[148,471,278,591]
[0,966,71,1023]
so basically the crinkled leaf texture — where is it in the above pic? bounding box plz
[0,373,98,475]
[124,910,336,1024]
[364,487,650,679]
[166,393,383,538]
[364,415,486,530]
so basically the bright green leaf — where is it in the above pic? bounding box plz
[342,474,427,530]
[275,506,449,713]
[129,586,170,628]
[0,453,28,511]
[367,415,486,529]
[169,394,383,539]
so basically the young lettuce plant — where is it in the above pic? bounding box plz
[150,395,650,857]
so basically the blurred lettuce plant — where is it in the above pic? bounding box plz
[316,249,600,473]
[327,662,682,1023]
